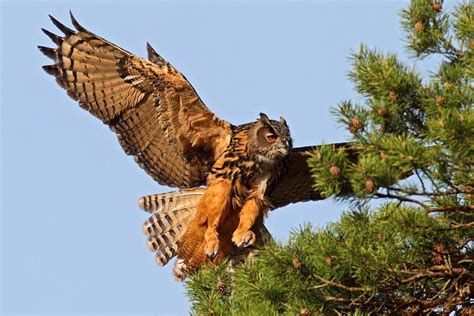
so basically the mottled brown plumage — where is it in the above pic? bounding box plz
[40,13,359,280]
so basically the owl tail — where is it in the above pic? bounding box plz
[139,188,205,274]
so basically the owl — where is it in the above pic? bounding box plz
[39,13,358,280]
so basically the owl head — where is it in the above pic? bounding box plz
[251,113,292,164]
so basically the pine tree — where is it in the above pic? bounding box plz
[186,1,473,314]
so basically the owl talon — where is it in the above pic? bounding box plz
[204,238,219,260]
[206,250,218,260]
[232,230,256,248]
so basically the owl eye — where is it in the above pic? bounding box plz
[266,132,278,143]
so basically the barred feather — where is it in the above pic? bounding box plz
[173,258,187,281]
[39,12,232,189]
[139,188,205,214]
[140,188,204,266]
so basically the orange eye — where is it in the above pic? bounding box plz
[266,133,278,143]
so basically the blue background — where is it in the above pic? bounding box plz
[2,1,439,314]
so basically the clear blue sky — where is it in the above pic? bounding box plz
[2,0,440,315]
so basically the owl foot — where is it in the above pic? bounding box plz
[232,230,256,248]
[204,237,219,260]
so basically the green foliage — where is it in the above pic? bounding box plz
[401,0,455,58]
[309,0,473,203]
[187,1,473,314]
[187,206,471,314]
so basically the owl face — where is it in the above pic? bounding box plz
[252,113,292,164]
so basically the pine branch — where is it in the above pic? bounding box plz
[375,192,429,208]
[310,274,372,293]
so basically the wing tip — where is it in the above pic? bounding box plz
[146,41,165,64]
[69,10,87,32]
[42,64,58,76]
[48,14,75,36]
[146,42,157,55]
[41,28,62,45]
[37,45,55,59]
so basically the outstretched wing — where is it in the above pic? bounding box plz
[268,143,359,209]
[39,13,232,188]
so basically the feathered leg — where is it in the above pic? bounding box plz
[175,178,232,279]
[202,179,232,259]
[232,195,269,248]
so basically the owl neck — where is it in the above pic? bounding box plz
[208,134,284,185]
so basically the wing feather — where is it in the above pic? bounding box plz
[268,143,359,209]
[40,12,232,188]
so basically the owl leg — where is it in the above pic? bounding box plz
[200,179,232,259]
[232,197,263,248]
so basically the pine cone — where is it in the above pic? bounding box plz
[329,165,341,177]
[293,257,302,270]
[415,22,424,32]
[434,243,445,253]
[325,257,333,266]
[389,91,398,103]
[365,179,376,193]
[432,254,443,264]
[299,308,312,316]
[377,107,389,117]
[436,95,446,106]
[432,2,442,13]
[349,118,364,133]
[216,281,231,296]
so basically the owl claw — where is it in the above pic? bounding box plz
[206,249,218,260]
[204,238,219,260]
[232,230,256,248]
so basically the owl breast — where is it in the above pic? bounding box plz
[207,124,288,210]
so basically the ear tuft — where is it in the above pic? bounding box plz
[259,113,271,124]
[279,116,287,127]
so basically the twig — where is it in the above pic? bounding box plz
[308,283,328,290]
[450,222,474,229]
[386,186,460,197]
[324,296,354,303]
[375,192,429,209]
[427,205,474,213]
[420,168,442,192]
[310,274,371,292]
[400,268,467,284]
[414,169,427,193]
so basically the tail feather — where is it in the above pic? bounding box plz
[146,218,186,266]
[152,240,177,267]
[140,187,275,280]
[173,258,188,281]
[142,208,192,237]
[139,188,205,267]
[139,188,205,213]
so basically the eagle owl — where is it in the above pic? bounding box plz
[39,13,357,280]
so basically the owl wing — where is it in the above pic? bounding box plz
[268,143,359,209]
[39,13,232,188]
